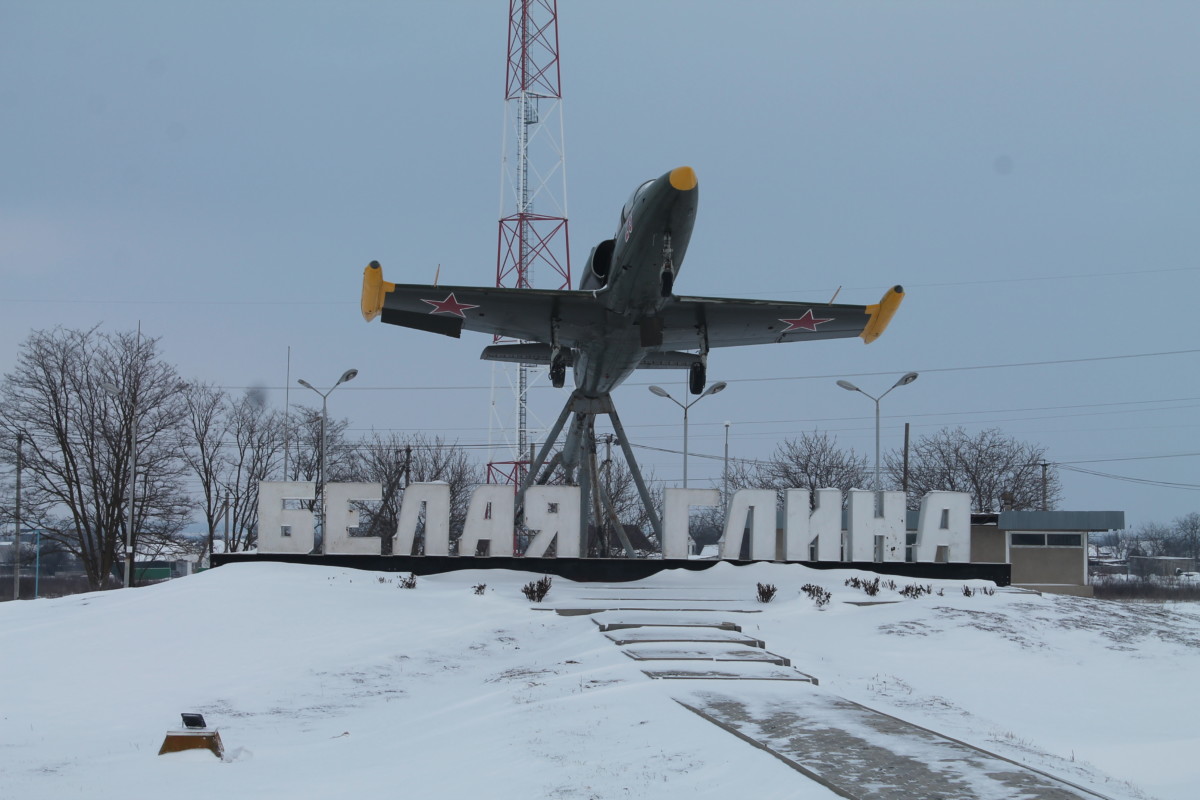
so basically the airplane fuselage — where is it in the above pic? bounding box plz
[361,163,903,484]
[573,166,699,397]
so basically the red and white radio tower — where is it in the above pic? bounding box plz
[487,0,571,487]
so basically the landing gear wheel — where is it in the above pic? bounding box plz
[660,269,674,298]
[550,357,567,389]
[689,361,706,395]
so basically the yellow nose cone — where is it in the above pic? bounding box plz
[669,166,697,191]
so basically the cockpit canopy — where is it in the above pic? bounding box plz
[620,179,655,225]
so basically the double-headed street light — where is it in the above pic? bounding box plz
[836,372,919,492]
[297,369,359,531]
[648,381,727,488]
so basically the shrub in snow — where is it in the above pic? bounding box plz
[756,583,778,603]
[522,576,552,602]
[899,583,933,599]
[801,583,832,607]
[845,576,881,597]
[472,584,487,595]
[398,573,417,589]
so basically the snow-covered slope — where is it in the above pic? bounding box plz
[1,562,1195,799]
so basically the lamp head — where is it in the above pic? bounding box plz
[338,368,359,386]
[836,379,861,393]
[297,378,315,390]
[895,371,919,387]
[648,385,671,399]
[702,381,728,398]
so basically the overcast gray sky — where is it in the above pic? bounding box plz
[2,1,1197,530]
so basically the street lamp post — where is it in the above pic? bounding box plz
[723,421,731,513]
[101,382,137,588]
[297,369,359,539]
[648,382,728,488]
[836,372,919,492]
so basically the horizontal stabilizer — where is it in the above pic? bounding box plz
[636,351,702,369]
[380,307,463,338]
[480,343,574,365]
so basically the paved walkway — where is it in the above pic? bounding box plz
[547,583,1114,800]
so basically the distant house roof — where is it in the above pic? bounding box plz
[998,510,1124,532]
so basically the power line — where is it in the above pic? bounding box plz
[734,349,1200,385]
[214,348,1200,393]
[749,266,1200,298]
[1056,452,1200,466]
[1057,464,1200,491]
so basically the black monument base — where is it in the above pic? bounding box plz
[211,553,1010,586]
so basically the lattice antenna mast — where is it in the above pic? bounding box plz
[489,0,571,483]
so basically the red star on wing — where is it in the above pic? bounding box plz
[779,309,834,333]
[422,292,479,318]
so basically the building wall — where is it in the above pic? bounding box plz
[1010,545,1086,587]
[970,527,1006,563]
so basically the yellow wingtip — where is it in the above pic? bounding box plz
[361,261,394,322]
[860,285,905,344]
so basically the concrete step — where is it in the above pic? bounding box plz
[589,610,752,632]
[550,601,764,614]
[621,642,791,666]
[603,626,765,647]
[676,688,1113,800]
[642,662,817,682]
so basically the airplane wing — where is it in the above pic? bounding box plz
[656,285,904,350]
[361,261,604,345]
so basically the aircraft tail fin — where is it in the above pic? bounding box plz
[860,285,905,344]
[361,261,395,322]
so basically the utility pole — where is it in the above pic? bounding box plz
[723,421,731,517]
[208,491,218,568]
[1041,461,1049,511]
[902,422,911,497]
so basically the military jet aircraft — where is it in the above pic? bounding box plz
[361,166,903,548]
[361,166,902,396]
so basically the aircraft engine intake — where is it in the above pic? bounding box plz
[579,239,615,291]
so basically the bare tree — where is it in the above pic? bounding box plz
[283,405,353,487]
[760,431,867,495]
[724,431,867,506]
[179,385,286,555]
[180,383,229,561]
[884,427,1061,512]
[0,327,192,589]
[348,432,482,552]
[1173,512,1200,563]
[222,391,286,551]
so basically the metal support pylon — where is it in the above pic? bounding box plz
[517,391,662,557]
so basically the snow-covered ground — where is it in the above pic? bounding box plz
[2,562,1197,799]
